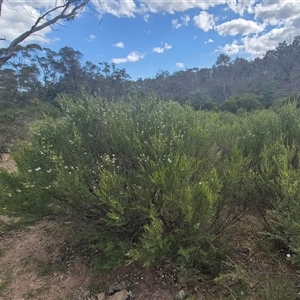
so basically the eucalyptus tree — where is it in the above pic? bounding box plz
[0,44,42,103]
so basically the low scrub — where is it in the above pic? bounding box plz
[1,92,300,277]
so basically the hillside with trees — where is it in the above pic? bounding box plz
[1,36,300,110]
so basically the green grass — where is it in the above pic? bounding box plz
[21,256,54,277]
[0,217,37,234]
[36,262,53,277]
[22,286,50,299]
[0,270,12,293]
[215,261,299,300]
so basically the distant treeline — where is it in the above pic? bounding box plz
[1,36,300,110]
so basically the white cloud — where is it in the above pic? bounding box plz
[254,1,300,25]
[181,15,190,26]
[205,38,214,44]
[114,42,125,48]
[153,47,165,53]
[140,0,226,14]
[99,0,137,17]
[291,17,300,28]
[176,62,185,68]
[194,11,215,32]
[0,2,55,46]
[164,43,172,50]
[144,14,150,22]
[218,26,297,57]
[218,40,242,55]
[172,14,190,29]
[216,18,265,36]
[87,34,96,42]
[226,0,256,16]
[215,0,300,58]
[172,19,182,29]
[242,27,294,57]
[152,43,172,54]
[112,51,145,64]
[216,1,300,58]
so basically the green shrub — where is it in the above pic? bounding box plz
[0,100,61,153]
[260,144,300,263]
[0,92,243,275]
[3,91,300,277]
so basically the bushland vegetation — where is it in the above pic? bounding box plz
[1,36,300,299]
[1,91,300,280]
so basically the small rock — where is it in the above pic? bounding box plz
[174,289,188,300]
[107,289,128,300]
[108,283,127,294]
[83,290,90,297]
[97,292,106,300]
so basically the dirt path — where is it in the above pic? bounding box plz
[0,219,182,300]
[0,220,92,300]
[1,155,91,298]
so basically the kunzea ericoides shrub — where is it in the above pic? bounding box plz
[0,92,237,274]
[3,92,300,274]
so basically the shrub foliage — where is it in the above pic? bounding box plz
[1,91,300,275]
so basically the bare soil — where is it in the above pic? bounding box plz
[0,219,182,300]
[0,220,91,300]
[0,154,15,173]
[1,214,296,300]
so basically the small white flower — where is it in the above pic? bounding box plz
[28,169,32,173]
[46,169,52,173]
[287,253,291,258]
[35,167,41,171]
[16,189,21,193]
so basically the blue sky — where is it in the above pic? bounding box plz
[1,1,300,79]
